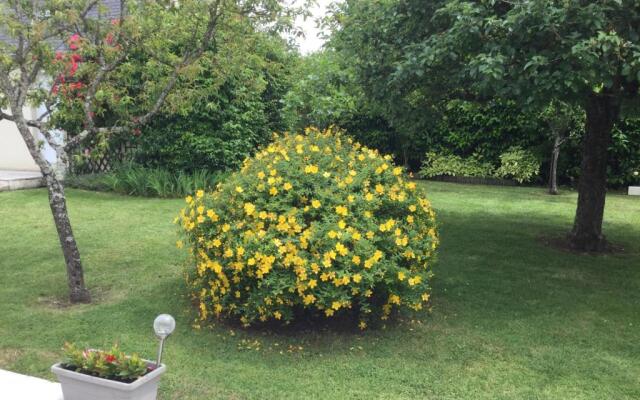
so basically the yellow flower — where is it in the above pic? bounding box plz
[338,220,347,230]
[303,294,316,305]
[375,184,384,194]
[331,301,341,310]
[312,199,321,208]
[269,187,278,196]
[308,279,317,288]
[335,205,348,216]
[257,171,266,179]
[397,271,406,281]
[325,309,335,317]
[244,202,256,215]
[283,182,293,191]
[335,242,349,256]
[358,321,367,330]
[328,230,338,239]
[176,240,183,249]
[393,167,403,176]
[235,186,244,193]
[352,273,362,283]
[258,211,268,219]
[197,215,205,223]
[409,204,417,212]
[222,224,231,232]
[274,311,282,320]
[407,215,414,224]
[185,195,193,204]
[207,209,219,221]
[352,255,361,265]
[212,238,222,247]
[304,164,319,174]
[196,189,204,198]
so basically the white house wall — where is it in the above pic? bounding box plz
[0,106,59,172]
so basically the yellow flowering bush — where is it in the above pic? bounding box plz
[177,127,438,328]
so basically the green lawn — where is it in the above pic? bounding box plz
[0,182,638,399]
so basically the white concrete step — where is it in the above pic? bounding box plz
[0,170,44,192]
[0,369,63,400]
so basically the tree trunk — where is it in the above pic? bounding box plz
[548,134,561,195]
[569,94,619,252]
[11,112,91,303]
[45,174,91,303]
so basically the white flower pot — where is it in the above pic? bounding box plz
[629,186,640,196]
[51,361,165,400]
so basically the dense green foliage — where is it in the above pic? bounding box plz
[133,36,295,172]
[65,165,226,198]
[419,147,540,183]
[495,147,541,184]
[419,152,495,180]
[178,128,438,327]
[2,184,639,398]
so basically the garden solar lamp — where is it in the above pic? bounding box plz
[153,314,176,367]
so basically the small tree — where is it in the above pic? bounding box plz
[0,0,304,303]
[540,101,584,195]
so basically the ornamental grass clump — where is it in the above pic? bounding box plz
[177,127,438,328]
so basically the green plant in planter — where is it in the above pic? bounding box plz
[177,127,439,329]
[62,343,149,383]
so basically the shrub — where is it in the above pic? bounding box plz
[495,146,540,183]
[65,164,227,198]
[177,127,439,328]
[419,152,495,179]
[61,343,149,383]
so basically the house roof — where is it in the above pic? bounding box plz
[0,1,123,49]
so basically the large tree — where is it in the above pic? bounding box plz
[331,0,640,251]
[0,0,305,303]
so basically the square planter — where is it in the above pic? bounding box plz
[51,361,165,400]
[629,186,640,196]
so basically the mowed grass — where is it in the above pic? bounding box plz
[0,182,638,399]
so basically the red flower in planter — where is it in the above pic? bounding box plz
[105,354,116,363]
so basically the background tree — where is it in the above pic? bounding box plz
[330,0,640,251]
[540,101,584,195]
[0,0,306,303]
